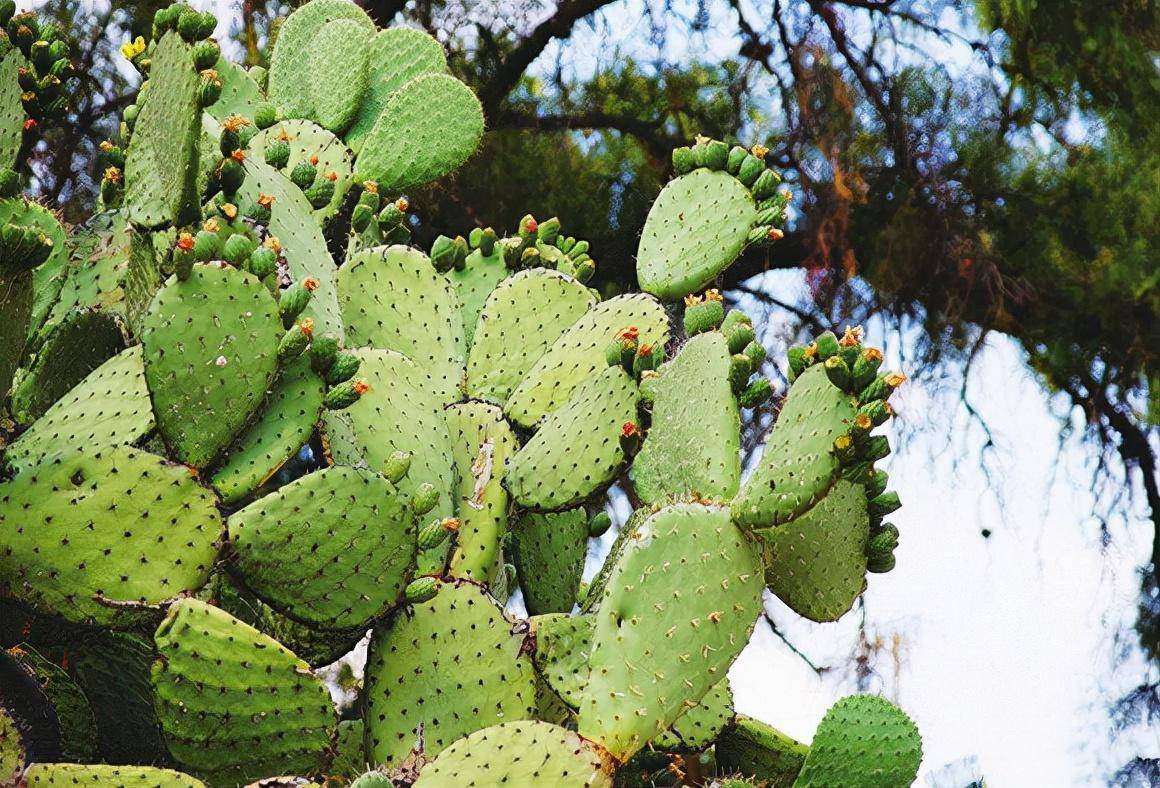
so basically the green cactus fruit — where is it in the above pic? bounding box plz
[307,332,338,374]
[304,172,337,208]
[324,377,370,409]
[247,244,278,278]
[633,331,741,505]
[683,297,726,335]
[413,721,615,788]
[264,137,290,168]
[323,348,456,542]
[267,0,374,120]
[760,480,869,621]
[736,153,764,186]
[339,245,466,405]
[417,516,456,550]
[124,34,201,226]
[356,73,483,191]
[219,230,255,266]
[349,772,393,788]
[306,18,372,132]
[211,356,325,504]
[0,445,221,627]
[588,510,613,538]
[724,320,757,355]
[5,645,97,762]
[229,466,416,629]
[289,159,317,189]
[751,168,782,200]
[867,523,900,560]
[351,201,374,232]
[578,504,764,760]
[446,241,508,347]
[672,145,695,173]
[654,677,733,752]
[429,233,464,273]
[859,370,906,402]
[404,576,441,603]
[505,293,668,428]
[411,482,440,517]
[732,363,857,529]
[743,339,767,367]
[510,508,588,614]
[253,102,277,129]
[445,402,518,583]
[794,695,922,787]
[851,346,884,391]
[739,376,773,409]
[636,166,759,299]
[364,580,537,767]
[344,27,449,150]
[465,267,596,403]
[508,365,638,510]
[382,449,412,483]
[23,764,207,787]
[151,599,336,782]
[141,263,281,468]
[715,715,808,787]
[278,275,316,325]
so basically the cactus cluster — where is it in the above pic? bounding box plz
[0,2,926,786]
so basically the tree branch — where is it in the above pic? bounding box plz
[496,109,674,161]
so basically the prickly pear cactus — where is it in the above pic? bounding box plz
[0,3,928,782]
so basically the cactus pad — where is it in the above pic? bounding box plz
[205,58,263,121]
[123,33,201,227]
[445,402,517,583]
[507,366,638,510]
[0,51,24,168]
[465,268,596,404]
[794,694,922,787]
[364,580,537,766]
[510,509,588,614]
[633,331,740,504]
[0,445,221,626]
[7,645,97,762]
[355,73,484,191]
[577,503,764,760]
[446,244,508,348]
[4,346,154,474]
[0,268,32,404]
[229,466,416,630]
[531,613,593,709]
[636,168,756,299]
[505,294,668,427]
[23,764,207,787]
[140,263,281,468]
[248,120,354,223]
[306,19,372,132]
[151,598,336,782]
[760,480,869,622]
[339,245,465,404]
[211,357,324,504]
[715,715,808,787]
[413,721,615,788]
[654,678,733,752]
[732,364,855,529]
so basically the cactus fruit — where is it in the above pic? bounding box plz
[0,8,925,777]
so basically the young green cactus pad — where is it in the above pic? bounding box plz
[355,73,483,191]
[731,362,856,529]
[510,509,588,614]
[633,330,742,504]
[504,293,669,428]
[715,714,809,787]
[23,763,207,787]
[210,356,325,504]
[363,580,537,767]
[344,27,450,151]
[445,402,517,582]
[140,262,281,468]
[412,721,616,788]
[465,268,597,403]
[793,694,922,787]
[323,348,456,528]
[3,345,154,473]
[123,33,201,227]
[338,245,466,404]
[0,445,221,626]
[577,503,764,760]
[228,466,416,630]
[506,365,639,510]
[760,480,870,622]
[151,598,336,782]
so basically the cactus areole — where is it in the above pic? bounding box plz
[0,3,923,786]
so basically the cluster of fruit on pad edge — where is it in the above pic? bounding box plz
[0,2,927,787]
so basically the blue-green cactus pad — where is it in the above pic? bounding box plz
[794,694,922,787]
[507,365,638,510]
[140,263,281,469]
[636,168,757,299]
[505,293,668,428]
[465,268,596,404]
[4,346,154,474]
[577,503,764,760]
[151,598,336,782]
[633,331,741,504]
[0,445,221,627]
[511,508,588,615]
[339,245,466,404]
[364,580,537,767]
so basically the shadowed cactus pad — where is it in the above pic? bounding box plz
[511,509,588,614]
[364,580,537,767]
[228,466,416,630]
[151,599,336,782]
[715,714,808,787]
[794,694,922,787]
[413,721,615,788]
[0,446,221,627]
[531,612,593,709]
